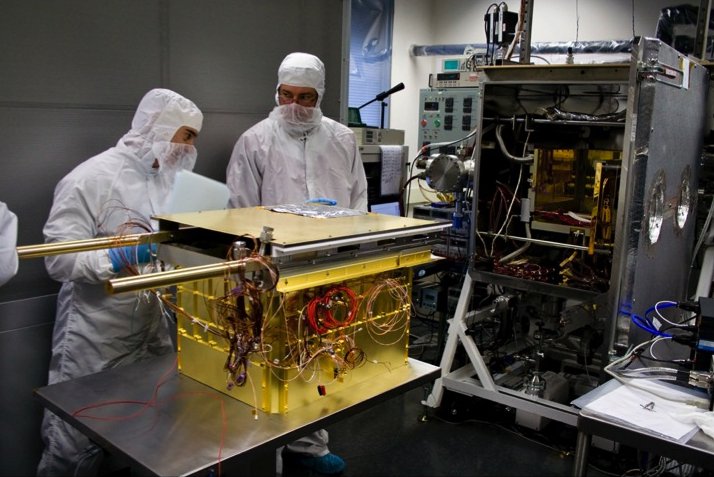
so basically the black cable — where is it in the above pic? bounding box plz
[484,3,499,65]
[631,0,636,39]
[635,353,690,366]
[484,17,493,65]
[576,0,580,43]
[400,173,423,217]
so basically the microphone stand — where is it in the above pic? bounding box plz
[356,97,385,128]
[356,82,405,129]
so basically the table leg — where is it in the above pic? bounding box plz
[573,430,592,477]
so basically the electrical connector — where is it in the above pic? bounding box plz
[670,333,697,346]
[695,298,714,376]
[688,370,713,390]
[677,300,701,313]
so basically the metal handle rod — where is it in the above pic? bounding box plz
[17,231,173,259]
[481,231,612,254]
[107,259,251,294]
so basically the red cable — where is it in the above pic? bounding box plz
[305,285,358,334]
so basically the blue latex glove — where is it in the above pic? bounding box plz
[108,243,157,272]
[306,198,337,206]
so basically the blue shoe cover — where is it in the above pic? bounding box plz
[289,452,346,475]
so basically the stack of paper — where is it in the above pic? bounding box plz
[582,380,709,442]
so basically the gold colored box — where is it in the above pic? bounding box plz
[153,207,448,414]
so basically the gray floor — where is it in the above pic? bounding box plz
[311,313,690,477]
[325,385,581,477]
[313,317,603,477]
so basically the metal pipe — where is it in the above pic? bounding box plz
[695,0,713,60]
[107,259,250,294]
[482,231,612,254]
[518,0,534,64]
[17,231,174,259]
[409,40,632,57]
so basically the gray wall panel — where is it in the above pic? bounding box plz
[0,295,55,477]
[167,0,345,118]
[0,1,162,105]
[299,0,348,119]
[0,1,346,475]
[0,108,136,301]
[0,294,55,333]
[168,1,300,113]
[193,112,269,181]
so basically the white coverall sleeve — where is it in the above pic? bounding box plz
[43,180,116,284]
[0,202,18,287]
[226,132,262,208]
[348,136,368,212]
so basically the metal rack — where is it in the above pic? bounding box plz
[425,38,709,426]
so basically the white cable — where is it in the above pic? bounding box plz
[495,124,533,162]
[498,222,531,263]
[654,300,693,328]
[489,166,524,257]
[649,336,664,360]
[605,336,708,407]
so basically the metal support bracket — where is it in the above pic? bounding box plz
[637,60,686,89]
[423,272,578,426]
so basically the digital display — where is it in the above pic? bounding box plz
[424,101,439,111]
[436,72,460,81]
[443,59,460,71]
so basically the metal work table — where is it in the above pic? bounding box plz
[34,353,439,477]
[573,382,714,477]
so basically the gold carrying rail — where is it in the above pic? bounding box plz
[16,231,175,259]
[17,230,260,295]
[107,260,254,294]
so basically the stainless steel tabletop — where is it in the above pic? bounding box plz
[572,381,714,476]
[34,353,439,476]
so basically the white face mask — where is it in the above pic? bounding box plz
[152,141,198,177]
[269,103,323,136]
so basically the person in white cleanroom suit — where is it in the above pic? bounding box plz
[0,201,18,286]
[226,52,365,475]
[37,88,203,477]
[226,51,367,211]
